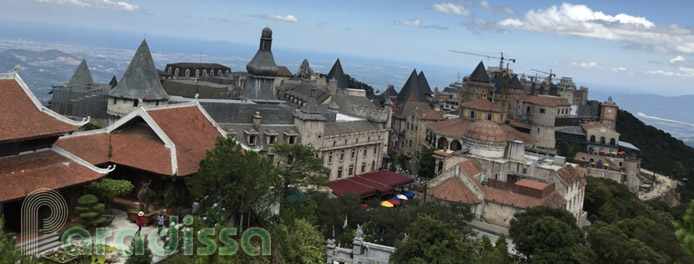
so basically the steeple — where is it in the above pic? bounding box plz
[469,61,490,83]
[396,69,427,103]
[109,75,118,88]
[246,27,279,76]
[417,71,433,95]
[108,40,169,101]
[327,58,349,89]
[67,59,94,89]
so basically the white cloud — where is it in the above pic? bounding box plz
[497,3,694,54]
[394,19,421,27]
[646,66,694,78]
[431,2,471,16]
[572,61,597,68]
[480,0,516,15]
[36,0,139,11]
[393,19,448,30]
[461,17,507,34]
[670,55,685,63]
[262,14,299,22]
[611,67,626,72]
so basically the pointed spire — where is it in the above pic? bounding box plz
[67,59,94,89]
[417,71,432,95]
[109,75,118,88]
[469,61,490,83]
[396,69,427,103]
[108,39,169,100]
[327,58,349,89]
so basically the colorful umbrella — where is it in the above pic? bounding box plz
[387,199,400,205]
[380,201,394,208]
[404,192,416,198]
[397,194,408,200]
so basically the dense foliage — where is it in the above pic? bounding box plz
[584,177,694,263]
[87,178,134,209]
[417,147,436,178]
[272,143,330,197]
[125,238,152,264]
[74,194,108,228]
[676,201,694,256]
[0,217,38,264]
[391,215,474,264]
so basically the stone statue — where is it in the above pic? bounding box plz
[355,224,363,238]
[137,180,152,212]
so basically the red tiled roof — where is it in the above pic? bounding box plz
[484,186,565,209]
[430,177,481,204]
[147,106,222,176]
[0,150,105,202]
[509,120,531,130]
[327,170,414,198]
[499,125,536,144]
[515,178,548,191]
[414,108,445,120]
[460,99,503,112]
[522,95,570,107]
[458,160,482,180]
[426,118,474,138]
[55,132,110,165]
[0,78,79,143]
[434,150,451,157]
[464,121,506,143]
[556,164,586,186]
[111,125,173,175]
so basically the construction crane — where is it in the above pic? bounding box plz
[531,69,556,85]
[448,50,516,72]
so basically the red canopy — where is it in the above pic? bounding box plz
[327,170,415,199]
[387,198,400,205]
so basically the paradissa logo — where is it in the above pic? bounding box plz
[21,189,270,257]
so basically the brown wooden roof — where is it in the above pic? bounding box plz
[430,177,481,204]
[522,95,570,107]
[460,99,503,112]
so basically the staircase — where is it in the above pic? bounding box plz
[15,232,62,257]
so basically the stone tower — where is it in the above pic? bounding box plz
[242,27,280,100]
[600,96,618,129]
[294,87,327,149]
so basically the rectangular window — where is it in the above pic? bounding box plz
[349,165,354,176]
[361,162,366,173]
[328,152,333,163]
[289,136,296,144]
[363,148,367,156]
[340,150,345,161]
[351,149,355,159]
[113,98,117,104]
[374,146,377,154]
[540,108,545,114]
[338,167,343,178]
[133,100,139,107]
[268,135,276,145]
[249,135,256,145]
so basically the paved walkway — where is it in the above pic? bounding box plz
[639,168,679,201]
[102,209,167,263]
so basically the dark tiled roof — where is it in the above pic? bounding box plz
[165,62,230,70]
[109,75,118,88]
[394,101,429,118]
[67,59,94,89]
[0,150,106,202]
[246,28,279,76]
[469,61,490,83]
[417,71,433,95]
[327,59,349,89]
[493,72,524,94]
[557,126,586,136]
[324,120,380,136]
[277,66,293,77]
[0,77,79,143]
[108,40,170,101]
[220,123,298,152]
[396,69,427,103]
[327,94,380,117]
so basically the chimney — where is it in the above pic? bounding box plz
[328,78,337,94]
[434,105,441,112]
[252,111,262,129]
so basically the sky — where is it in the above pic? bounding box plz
[1,0,693,95]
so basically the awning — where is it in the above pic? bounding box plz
[327,170,414,199]
[380,201,394,208]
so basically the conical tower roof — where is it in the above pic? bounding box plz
[300,59,310,72]
[67,59,94,89]
[469,61,490,83]
[417,71,433,95]
[327,58,349,89]
[396,69,427,103]
[108,40,169,100]
[109,75,118,88]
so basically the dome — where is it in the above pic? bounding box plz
[464,121,506,143]
[262,27,272,39]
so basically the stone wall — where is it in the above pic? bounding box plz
[321,129,387,181]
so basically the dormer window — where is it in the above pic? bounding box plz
[245,129,259,145]
[284,130,298,144]
[249,135,256,145]
[185,69,190,77]
[269,135,276,144]
[227,129,237,139]
[265,130,278,145]
[195,69,200,77]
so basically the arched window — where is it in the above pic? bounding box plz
[185,69,190,77]
[195,69,200,77]
[526,106,531,113]
[202,69,208,76]
[167,67,172,74]
[218,70,223,76]
[609,138,616,145]
[600,137,606,144]
[209,69,214,76]
[175,68,179,76]
[487,113,492,120]
[590,135,596,143]
[470,110,475,119]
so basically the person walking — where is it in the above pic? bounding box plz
[156,212,165,235]
[135,211,144,236]
[192,198,200,216]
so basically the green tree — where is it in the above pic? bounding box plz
[308,191,365,241]
[86,178,134,210]
[509,207,593,263]
[74,194,107,228]
[272,143,329,197]
[391,215,474,264]
[125,238,152,264]
[557,142,580,162]
[186,136,281,229]
[282,219,325,264]
[417,147,436,178]
[588,221,666,264]
[676,201,694,256]
[474,236,514,264]
[0,217,38,264]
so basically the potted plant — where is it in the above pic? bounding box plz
[41,249,78,264]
